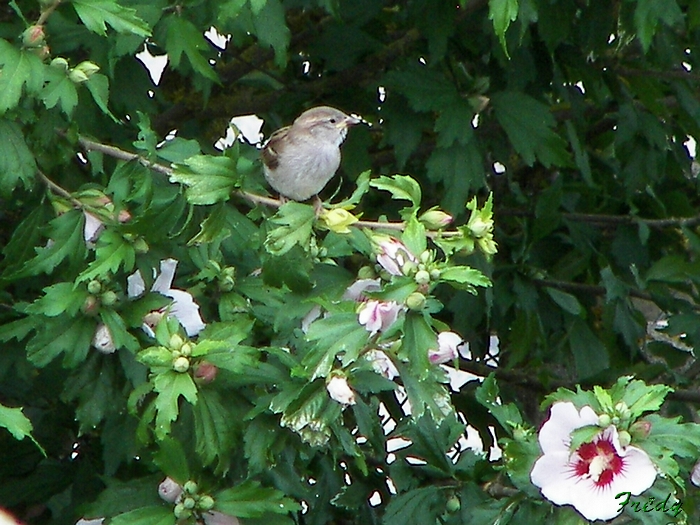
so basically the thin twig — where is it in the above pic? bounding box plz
[36,0,61,26]
[36,169,82,207]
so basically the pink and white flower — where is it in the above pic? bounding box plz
[376,238,416,276]
[428,331,463,364]
[326,375,356,405]
[158,477,183,503]
[365,349,399,380]
[531,402,657,521]
[128,259,205,337]
[358,300,402,335]
[692,460,700,487]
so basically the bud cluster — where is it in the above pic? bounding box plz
[82,280,120,316]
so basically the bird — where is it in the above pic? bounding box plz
[262,106,360,202]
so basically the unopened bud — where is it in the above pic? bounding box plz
[101,290,118,306]
[50,57,69,71]
[183,481,198,494]
[183,497,196,510]
[446,497,461,513]
[419,208,453,229]
[68,68,89,84]
[415,270,430,285]
[195,362,218,384]
[598,414,611,428]
[173,503,191,520]
[198,495,215,511]
[429,268,441,280]
[180,342,192,357]
[22,25,45,47]
[629,420,652,439]
[173,356,190,373]
[74,60,100,78]
[401,260,417,276]
[87,280,102,294]
[419,250,431,264]
[406,292,426,310]
[31,45,50,60]
[81,295,100,316]
[132,237,149,253]
[618,430,631,448]
[357,266,375,280]
[169,334,184,351]
[117,209,132,223]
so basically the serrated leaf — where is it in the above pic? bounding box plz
[26,315,95,368]
[369,175,422,208]
[475,374,523,432]
[440,265,491,291]
[193,389,232,472]
[71,0,151,37]
[153,370,198,440]
[569,319,609,379]
[26,282,88,317]
[633,0,683,52]
[110,506,175,525]
[165,16,218,82]
[384,64,460,112]
[401,216,426,256]
[304,313,370,379]
[86,73,119,122]
[0,403,34,441]
[41,67,78,115]
[170,155,238,205]
[382,486,441,525]
[0,119,36,196]
[492,91,570,167]
[215,481,300,518]
[78,230,136,282]
[0,39,44,114]
[153,437,190,483]
[251,0,291,68]
[264,202,315,256]
[9,210,87,279]
[489,0,519,56]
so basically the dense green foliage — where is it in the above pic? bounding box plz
[2,0,700,524]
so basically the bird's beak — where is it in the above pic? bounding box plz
[343,115,362,128]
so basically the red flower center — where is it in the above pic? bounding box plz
[573,438,624,487]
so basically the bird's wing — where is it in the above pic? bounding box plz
[261,126,290,170]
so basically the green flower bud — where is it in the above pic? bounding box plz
[87,280,102,294]
[183,497,196,510]
[173,356,190,373]
[198,495,215,511]
[50,57,70,71]
[415,270,430,285]
[405,292,426,310]
[173,503,191,520]
[68,68,90,84]
[183,480,198,494]
[74,60,100,78]
[419,208,453,229]
[401,260,417,276]
[597,414,611,427]
[429,268,441,280]
[22,25,45,47]
[446,497,461,513]
[132,237,149,254]
[101,290,118,306]
[419,250,432,264]
[169,334,184,351]
[180,342,193,357]
[357,266,375,280]
[618,430,631,448]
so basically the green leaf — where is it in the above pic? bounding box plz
[488,0,519,56]
[0,39,44,115]
[382,486,442,525]
[193,389,232,472]
[401,216,426,256]
[425,142,485,215]
[492,91,570,167]
[440,265,492,292]
[401,313,434,376]
[153,370,198,440]
[85,73,119,122]
[215,481,300,518]
[369,175,422,208]
[545,288,582,316]
[304,312,370,379]
[384,64,460,112]
[475,374,523,433]
[78,230,136,282]
[0,119,36,196]
[9,210,87,278]
[26,315,95,368]
[41,67,78,115]
[153,437,190,484]
[569,424,603,452]
[165,16,218,82]
[569,319,609,379]
[110,506,175,525]
[264,202,316,256]
[251,0,291,68]
[633,0,683,52]
[71,0,151,37]
[0,403,37,444]
[170,155,239,205]
[26,282,88,317]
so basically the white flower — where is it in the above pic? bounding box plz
[92,323,116,354]
[376,238,416,276]
[531,402,657,521]
[428,331,463,364]
[83,212,104,245]
[342,278,381,301]
[158,477,183,503]
[128,259,205,337]
[692,460,700,487]
[365,350,399,380]
[358,300,402,335]
[326,375,356,405]
[75,519,104,525]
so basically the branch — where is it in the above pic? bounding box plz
[499,208,700,229]
[36,169,83,208]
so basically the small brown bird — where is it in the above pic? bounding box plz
[262,106,360,202]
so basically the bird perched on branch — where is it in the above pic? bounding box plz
[262,106,360,202]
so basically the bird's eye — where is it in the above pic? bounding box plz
[329,118,337,124]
